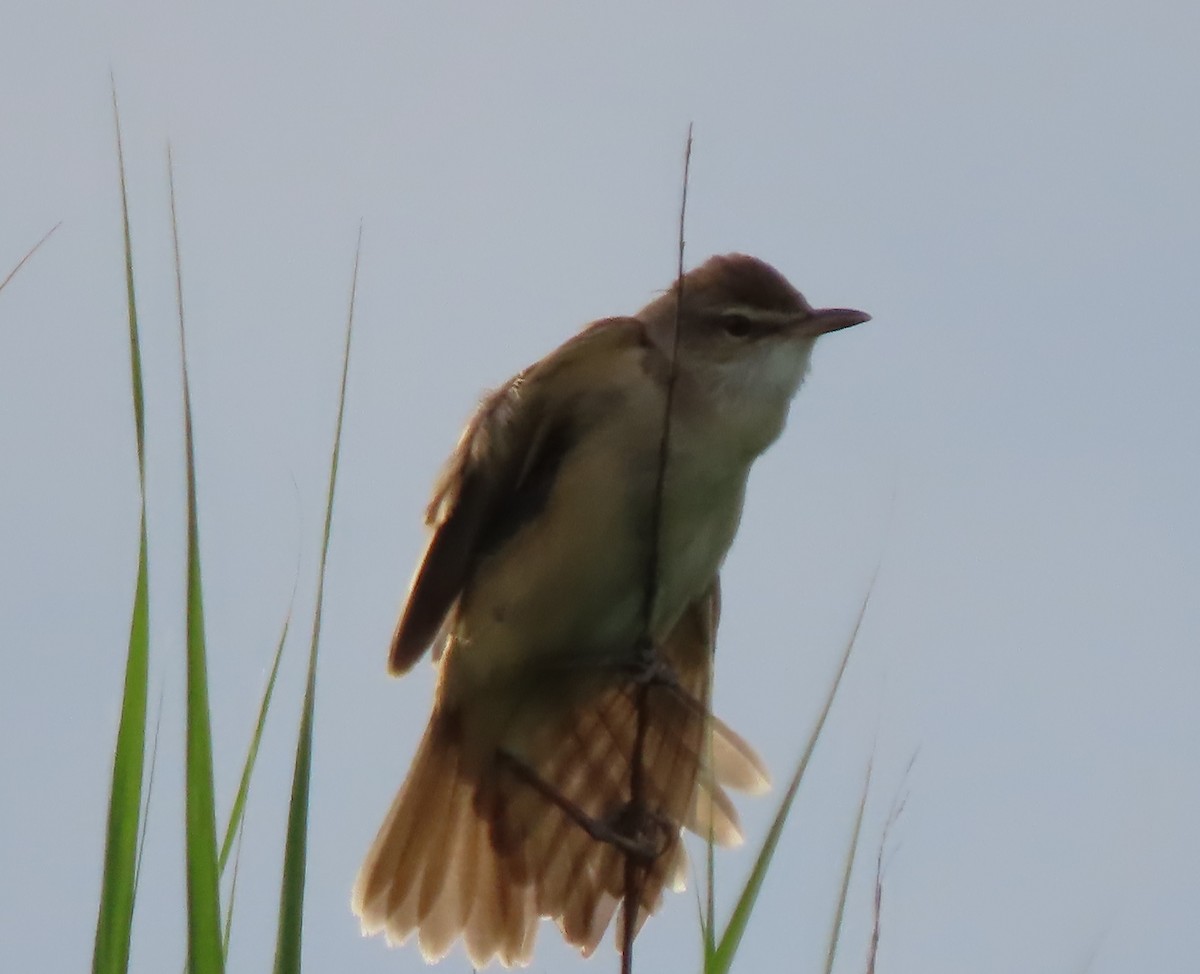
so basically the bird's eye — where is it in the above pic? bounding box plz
[721,314,753,338]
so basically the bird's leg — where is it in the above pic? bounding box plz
[526,638,670,683]
[535,640,712,729]
[496,749,672,862]
[620,640,714,720]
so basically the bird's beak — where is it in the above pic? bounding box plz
[791,307,871,338]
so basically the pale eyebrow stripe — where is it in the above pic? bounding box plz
[719,305,794,322]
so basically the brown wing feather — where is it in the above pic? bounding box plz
[388,384,523,674]
[388,317,649,675]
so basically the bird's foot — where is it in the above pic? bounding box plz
[625,637,678,690]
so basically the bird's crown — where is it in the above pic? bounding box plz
[676,253,810,316]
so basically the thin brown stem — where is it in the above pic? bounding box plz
[0,222,61,296]
[868,749,917,974]
[621,123,694,974]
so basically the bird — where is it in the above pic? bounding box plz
[352,253,870,967]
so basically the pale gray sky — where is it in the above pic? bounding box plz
[2,2,1198,972]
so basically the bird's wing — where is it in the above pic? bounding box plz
[388,316,652,675]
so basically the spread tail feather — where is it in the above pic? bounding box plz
[352,717,537,968]
[509,677,753,955]
[354,588,770,966]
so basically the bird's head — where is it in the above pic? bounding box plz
[642,252,868,355]
[637,254,870,450]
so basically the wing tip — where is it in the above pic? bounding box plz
[387,618,431,676]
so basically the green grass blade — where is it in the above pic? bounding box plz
[91,88,149,974]
[218,593,295,874]
[696,821,716,965]
[213,592,295,958]
[704,828,716,957]
[133,685,166,892]
[93,526,149,974]
[169,146,225,974]
[700,669,717,966]
[0,221,61,297]
[707,593,870,974]
[823,760,872,974]
[112,78,146,470]
[273,227,361,974]
[222,821,248,961]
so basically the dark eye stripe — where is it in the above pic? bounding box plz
[721,314,753,338]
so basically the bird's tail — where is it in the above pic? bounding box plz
[353,687,767,968]
[497,673,769,958]
[353,594,770,968]
[353,711,540,967]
